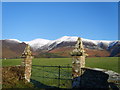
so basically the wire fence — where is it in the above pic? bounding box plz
[31,65,72,88]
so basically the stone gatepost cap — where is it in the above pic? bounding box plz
[70,37,87,56]
[21,44,33,58]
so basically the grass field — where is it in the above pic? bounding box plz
[2,57,119,73]
[2,57,119,88]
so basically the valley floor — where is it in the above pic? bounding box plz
[2,57,119,88]
[2,57,119,73]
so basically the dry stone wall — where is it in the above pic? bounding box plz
[2,65,25,85]
[2,44,33,86]
[72,68,120,89]
[79,68,109,88]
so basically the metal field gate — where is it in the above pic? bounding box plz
[31,65,72,88]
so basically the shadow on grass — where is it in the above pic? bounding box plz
[30,79,59,89]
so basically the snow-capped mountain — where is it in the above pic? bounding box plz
[25,39,51,50]
[82,38,112,46]
[1,36,120,58]
[2,36,118,50]
[36,36,114,51]
[40,36,78,50]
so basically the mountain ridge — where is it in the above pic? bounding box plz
[3,36,117,49]
[7,36,115,48]
[1,36,120,58]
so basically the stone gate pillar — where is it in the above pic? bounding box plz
[71,37,87,87]
[21,44,33,82]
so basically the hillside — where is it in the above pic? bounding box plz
[1,40,26,58]
[1,36,120,58]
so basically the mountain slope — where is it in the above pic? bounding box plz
[48,47,110,57]
[1,39,26,58]
[108,41,120,57]
[1,36,120,58]
[25,39,50,51]
[39,36,113,51]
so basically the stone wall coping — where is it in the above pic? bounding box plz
[81,67,107,72]
[81,67,120,75]
[81,67,120,82]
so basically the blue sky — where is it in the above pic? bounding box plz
[2,2,118,41]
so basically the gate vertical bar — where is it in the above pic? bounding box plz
[58,65,60,88]
[43,66,44,83]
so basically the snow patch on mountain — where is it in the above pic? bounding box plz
[82,38,112,45]
[39,36,114,51]
[25,36,117,50]
[5,39,22,43]
[41,36,78,50]
[108,40,119,47]
[25,38,51,50]
[4,36,119,51]
[56,36,78,42]
[51,36,77,44]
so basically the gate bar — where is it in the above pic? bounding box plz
[32,65,72,68]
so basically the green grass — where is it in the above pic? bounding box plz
[2,58,22,66]
[86,57,119,73]
[2,57,119,73]
[31,64,72,88]
[2,57,119,88]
